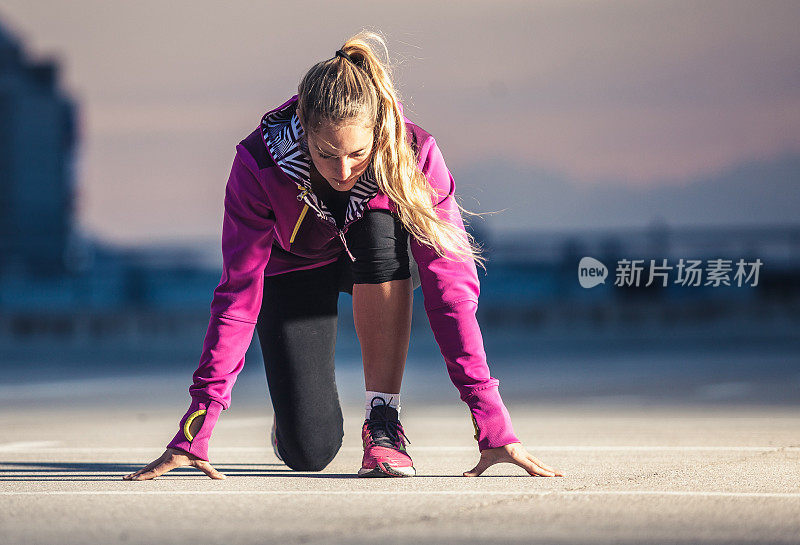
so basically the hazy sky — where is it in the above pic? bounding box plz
[1,1,798,244]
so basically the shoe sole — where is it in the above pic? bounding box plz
[358,462,416,478]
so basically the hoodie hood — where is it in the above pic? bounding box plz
[259,95,380,230]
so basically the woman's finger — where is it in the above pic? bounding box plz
[463,455,492,477]
[194,461,227,480]
[527,454,565,477]
[512,452,555,477]
[122,453,167,480]
[527,454,559,474]
[129,457,181,481]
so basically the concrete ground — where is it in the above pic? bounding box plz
[1,398,799,544]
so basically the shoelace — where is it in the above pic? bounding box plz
[366,401,412,450]
[367,416,411,449]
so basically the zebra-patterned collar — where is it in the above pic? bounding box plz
[260,100,379,229]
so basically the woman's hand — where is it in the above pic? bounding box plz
[463,442,564,477]
[122,448,227,481]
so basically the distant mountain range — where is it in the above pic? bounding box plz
[107,151,799,270]
[456,151,800,234]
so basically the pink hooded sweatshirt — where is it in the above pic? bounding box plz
[167,95,519,461]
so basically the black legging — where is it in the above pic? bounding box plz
[255,209,417,471]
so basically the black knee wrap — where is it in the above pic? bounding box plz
[345,209,411,284]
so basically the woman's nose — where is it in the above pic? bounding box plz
[336,159,350,179]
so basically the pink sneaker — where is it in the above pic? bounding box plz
[358,399,415,477]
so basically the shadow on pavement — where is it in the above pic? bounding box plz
[0,461,536,480]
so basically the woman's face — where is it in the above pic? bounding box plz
[298,110,374,192]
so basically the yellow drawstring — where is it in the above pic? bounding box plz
[183,409,207,442]
[290,204,309,244]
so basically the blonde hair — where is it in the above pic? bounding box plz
[296,30,487,270]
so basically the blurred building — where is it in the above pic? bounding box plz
[0,17,220,321]
[0,19,78,278]
[0,16,796,348]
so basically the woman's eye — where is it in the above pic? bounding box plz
[320,152,365,159]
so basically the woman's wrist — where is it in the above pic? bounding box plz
[463,383,520,451]
[166,397,224,462]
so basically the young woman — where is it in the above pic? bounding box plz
[123,31,563,480]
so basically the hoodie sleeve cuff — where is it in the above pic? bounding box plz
[464,383,520,451]
[166,397,224,461]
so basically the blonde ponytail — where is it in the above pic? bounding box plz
[296,30,487,270]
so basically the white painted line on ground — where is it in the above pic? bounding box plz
[0,441,61,452]
[218,417,271,428]
[528,446,800,452]
[0,445,797,453]
[0,490,798,498]
[570,490,800,498]
[348,446,800,453]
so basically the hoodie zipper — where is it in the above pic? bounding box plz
[291,182,356,262]
[289,203,309,244]
[338,229,356,261]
